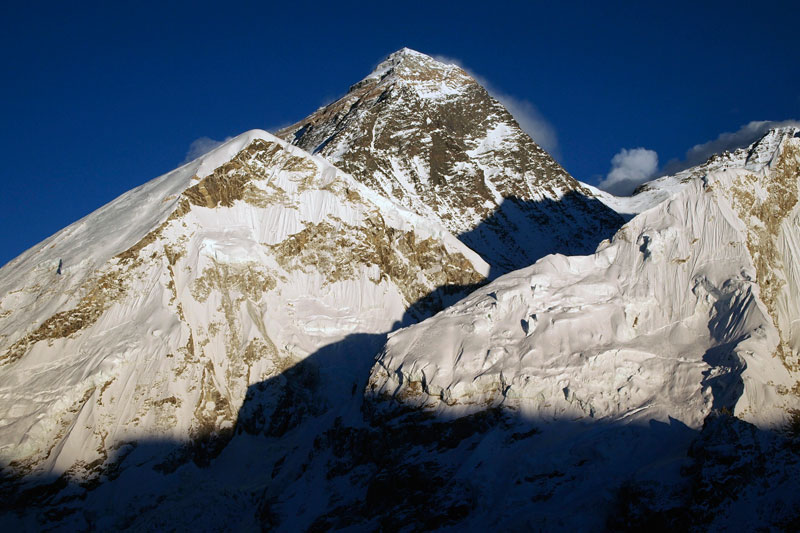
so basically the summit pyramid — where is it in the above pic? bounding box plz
[279,48,624,275]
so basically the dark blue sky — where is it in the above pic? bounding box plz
[1,1,798,266]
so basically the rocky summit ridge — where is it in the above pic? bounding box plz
[278,48,624,276]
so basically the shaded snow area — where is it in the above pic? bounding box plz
[0,51,799,531]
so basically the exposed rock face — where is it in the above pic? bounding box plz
[727,129,800,369]
[279,48,623,275]
[0,130,486,483]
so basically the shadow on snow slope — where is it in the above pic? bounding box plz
[458,191,625,279]
[3,308,799,531]
[3,365,799,531]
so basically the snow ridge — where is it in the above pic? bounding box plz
[370,129,800,427]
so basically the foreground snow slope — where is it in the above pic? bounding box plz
[0,130,487,479]
[280,48,623,275]
[370,126,800,429]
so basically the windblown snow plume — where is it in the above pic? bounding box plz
[182,136,233,163]
[664,119,800,174]
[431,54,560,154]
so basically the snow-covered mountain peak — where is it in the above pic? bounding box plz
[3,56,800,531]
[187,129,274,177]
[0,127,488,482]
[347,132,800,528]
[370,131,800,426]
[280,51,623,275]
[359,47,472,97]
[684,124,800,175]
[744,124,800,170]
[364,47,436,76]
[0,129,323,295]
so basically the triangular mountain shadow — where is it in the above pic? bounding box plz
[458,191,625,278]
[2,197,796,531]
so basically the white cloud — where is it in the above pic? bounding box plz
[597,147,659,196]
[182,136,231,163]
[433,55,559,156]
[663,119,800,174]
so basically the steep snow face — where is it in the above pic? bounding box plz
[0,130,487,479]
[279,48,623,275]
[370,129,800,429]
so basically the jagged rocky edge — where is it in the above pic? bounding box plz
[589,125,800,217]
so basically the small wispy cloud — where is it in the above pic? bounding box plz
[662,119,800,174]
[182,136,232,164]
[493,94,559,157]
[433,55,559,156]
[597,147,659,196]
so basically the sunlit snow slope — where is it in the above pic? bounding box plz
[370,126,800,429]
[2,48,799,532]
[0,130,487,479]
